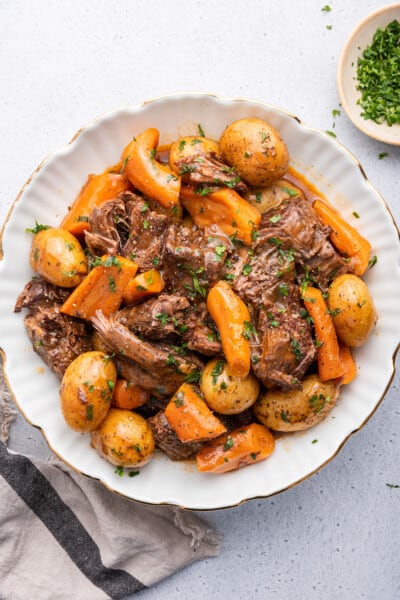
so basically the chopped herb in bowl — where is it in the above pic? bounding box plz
[356,20,400,126]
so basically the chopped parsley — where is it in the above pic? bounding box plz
[108,275,116,293]
[290,338,303,361]
[280,411,290,423]
[26,220,50,234]
[174,391,185,407]
[197,123,205,137]
[223,436,234,451]
[356,20,400,126]
[243,321,256,340]
[242,263,252,276]
[211,360,224,385]
[86,404,94,421]
[368,255,378,269]
[156,312,169,326]
[270,214,282,223]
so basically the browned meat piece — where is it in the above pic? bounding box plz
[15,278,93,378]
[259,196,350,290]
[182,303,222,356]
[15,277,70,312]
[122,198,168,269]
[117,296,222,357]
[91,310,203,396]
[115,357,173,398]
[84,196,128,256]
[176,152,248,195]
[116,294,191,341]
[23,306,93,378]
[251,303,316,390]
[217,408,255,432]
[147,411,203,460]
[162,223,233,299]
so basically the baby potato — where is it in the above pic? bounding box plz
[245,180,303,213]
[219,118,290,187]
[328,274,377,347]
[200,359,260,415]
[60,351,117,432]
[254,374,339,432]
[91,408,155,467]
[169,135,220,174]
[30,227,87,287]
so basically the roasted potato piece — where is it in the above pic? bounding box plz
[91,408,155,467]
[60,351,117,432]
[30,227,87,287]
[245,180,302,213]
[219,118,289,186]
[200,359,260,415]
[169,135,220,174]
[253,374,339,432]
[327,274,377,347]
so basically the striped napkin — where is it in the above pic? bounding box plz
[0,373,222,600]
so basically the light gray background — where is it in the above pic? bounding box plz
[1,1,399,598]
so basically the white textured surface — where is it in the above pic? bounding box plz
[1,0,400,597]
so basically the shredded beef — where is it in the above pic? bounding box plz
[122,198,168,269]
[84,196,128,256]
[176,152,248,194]
[92,310,203,397]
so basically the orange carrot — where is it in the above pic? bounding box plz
[313,199,371,276]
[207,280,251,378]
[196,423,275,473]
[302,286,345,381]
[60,172,130,236]
[338,344,357,385]
[122,269,165,305]
[164,383,226,443]
[180,186,261,246]
[112,379,151,409]
[61,255,138,320]
[122,129,181,208]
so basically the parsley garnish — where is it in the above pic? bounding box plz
[211,360,224,385]
[223,436,234,451]
[26,220,50,234]
[197,123,205,137]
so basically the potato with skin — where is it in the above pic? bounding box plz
[253,374,339,432]
[169,135,220,174]
[200,358,260,415]
[328,274,377,347]
[219,118,290,187]
[60,351,117,432]
[91,408,155,467]
[30,227,87,287]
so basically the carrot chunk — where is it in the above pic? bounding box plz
[122,129,181,208]
[164,383,226,443]
[60,172,130,236]
[112,379,151,409]
[122,269,165,305]
[61,255,138,320]
[313,199,371,276]
[196,423,275,473]
[180,186,260,246]
[302,286,345,381]
[207,280,251,378]
[338,344,357,385]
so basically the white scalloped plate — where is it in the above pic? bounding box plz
[1,94,399,510]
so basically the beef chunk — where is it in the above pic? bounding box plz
[162,223,233,298]
[176,152,248,195]
[91,310,203,397]
[251,301,316,389]
[116,294,191,341]
[15,278,93,378]
[217,408,255,432]
[15,277,70,312]
[84,196,128,256]
[24,306,92,378]
[122,198,168,269]
[148,411,203,460]
[259,196,350,290]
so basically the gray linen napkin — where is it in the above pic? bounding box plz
[0,373,222,600]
